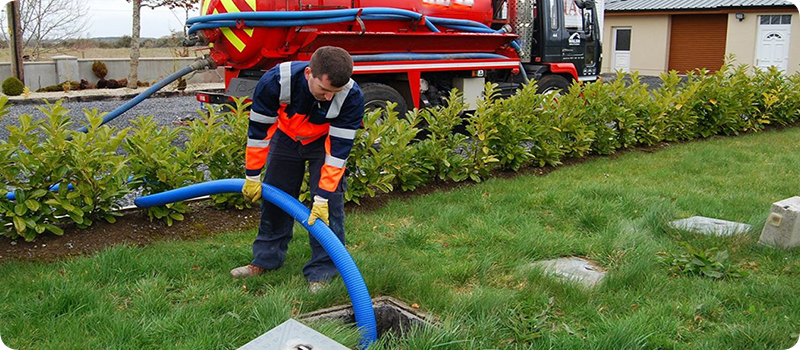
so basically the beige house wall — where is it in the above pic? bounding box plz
[604,8,800,76]
[789,11,800,75]
[726,10,800,75]
[602,15,670,75]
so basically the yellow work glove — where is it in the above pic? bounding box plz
[242,175,262,203]
[308,195,329,226]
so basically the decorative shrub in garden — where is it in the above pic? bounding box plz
[0,101,130,240]
[1,61,799,241]
[124,116,202,226]
[2,77,24,96]
[91,61,108,80]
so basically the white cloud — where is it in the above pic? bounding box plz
[85,0,199,38]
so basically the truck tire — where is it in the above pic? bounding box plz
[361,83,408,117]
[536,74,571,95]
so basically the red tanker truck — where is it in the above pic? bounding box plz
[186,0,602,114]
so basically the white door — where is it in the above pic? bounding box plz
[613,27,631,72]
[756,14,792,71]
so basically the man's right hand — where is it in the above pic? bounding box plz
[242,176,262,202]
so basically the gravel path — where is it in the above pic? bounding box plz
[1,96,204,141]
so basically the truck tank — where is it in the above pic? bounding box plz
[194,0,517,70]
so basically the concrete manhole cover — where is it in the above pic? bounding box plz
[669,216,751,236]
[531,256,606,288]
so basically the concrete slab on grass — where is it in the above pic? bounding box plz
[531,257,605,288]
[759,196,800,249]
[238,318,349,350]
[669,216,751,236]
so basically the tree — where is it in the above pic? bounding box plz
[0,0,88,60]
[126,0,197,89]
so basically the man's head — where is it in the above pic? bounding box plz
[305,46,354,102]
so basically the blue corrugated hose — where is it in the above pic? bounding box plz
[134,179,378,349]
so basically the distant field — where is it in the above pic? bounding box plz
[2,47,205,62]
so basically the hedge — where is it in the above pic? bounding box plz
[1,62,799,241]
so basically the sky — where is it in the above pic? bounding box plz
[84,0,201,38]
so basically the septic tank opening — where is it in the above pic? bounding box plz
[298,296,437,338]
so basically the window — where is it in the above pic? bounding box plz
[615,29,631,51]
[761,14,792,25]
[564,0,583,30]
[550,0,558,30]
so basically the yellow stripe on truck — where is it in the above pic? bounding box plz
[244,0,257,35]
[202,0,210,15]
[213,9,247,52]
[219,0,254,36]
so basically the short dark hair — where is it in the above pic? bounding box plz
[309,46,353,87]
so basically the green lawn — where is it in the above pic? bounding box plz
[2,127,799,349]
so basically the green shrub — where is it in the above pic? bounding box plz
[124,116,199,226]
[544,83,594,159]
[416,89,469,182]
[581,77,624,155]
[0,101,74,240]
[64,109,131,228]
[617,72,661,147]
[375,104,426,191]
[91,61,108,79]
[193,98,252,210]
[463,83,501,182]
[345,108,396,204]
[2,77,24,96]
[753,66,800,127]
[488,82,541,169]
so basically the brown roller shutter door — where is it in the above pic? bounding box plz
[669,14,728,73]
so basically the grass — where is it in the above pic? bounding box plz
[2,127,800,349]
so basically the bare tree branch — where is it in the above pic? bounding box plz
[125,0,198,88]
[2,0,89,60]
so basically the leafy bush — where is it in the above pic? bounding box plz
[415,90,469,182]
[2,61,799,239]
[345,108,398,203]
[64,109,131,228]
[545,84,594,159]
[124,117,199,226]
[463,83,501,182]
[91,61,108,79]
[488,82,541,170]
[0,101,74,240]
[2,77,24,96]
[195,98,252,210]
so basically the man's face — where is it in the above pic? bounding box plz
[305,67,344,102]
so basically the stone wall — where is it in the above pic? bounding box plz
[0,56,224,91]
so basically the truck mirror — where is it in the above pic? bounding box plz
[575,0,594,9]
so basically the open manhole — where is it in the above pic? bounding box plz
[298,296,438,338]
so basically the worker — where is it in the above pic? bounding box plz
[232,46,365,294]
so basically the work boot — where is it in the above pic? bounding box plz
[230,264,265,278]
[308,281,328,294]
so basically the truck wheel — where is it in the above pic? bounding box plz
[536,74,571,95]
[361,83,408,117]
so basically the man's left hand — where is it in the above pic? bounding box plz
[308,196,329,226]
